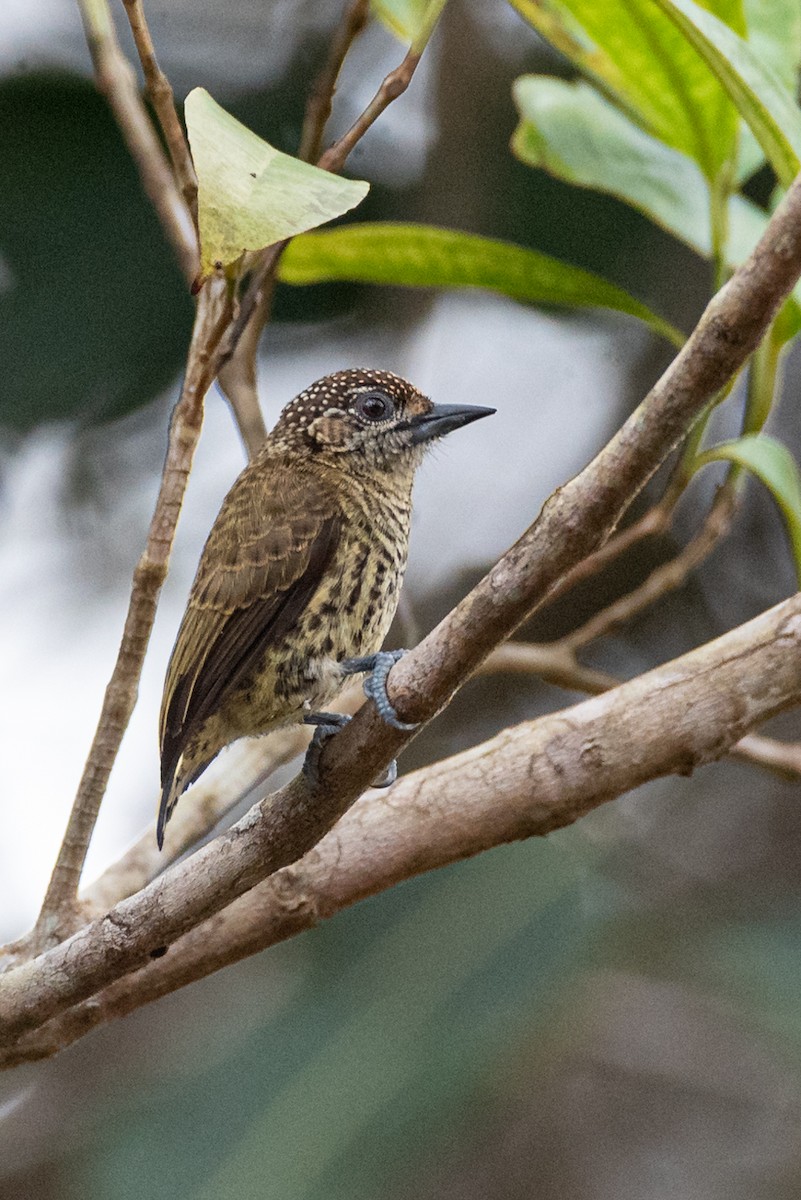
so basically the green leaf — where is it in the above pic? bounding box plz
[370,0,447,47]
[512,77,715,252]
[279,223,684,346]
[509,0,742,180]
[744,0,801,94]
[184,88,369,279]
[737,0,801,180]
[511,74,801,341]
[694,435,801,581]
[652,0,801,188]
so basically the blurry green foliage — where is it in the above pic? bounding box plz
[0,73,192,430]
[695,435,801,584]
[370,0,448,48]
[73,837,589,1200]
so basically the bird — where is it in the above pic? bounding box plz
[157,368,494,848]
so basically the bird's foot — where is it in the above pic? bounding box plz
[340,650,419,731]
[302,711,397,789]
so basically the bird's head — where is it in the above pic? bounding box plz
[268,369,495,473]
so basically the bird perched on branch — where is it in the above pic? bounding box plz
[158,368,494,848]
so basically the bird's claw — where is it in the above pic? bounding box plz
[342,649,419,731]
[302,711,397,789]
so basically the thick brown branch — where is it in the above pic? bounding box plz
[82,681,364,914]
[6,592,801,1066]
[379,174,801,732]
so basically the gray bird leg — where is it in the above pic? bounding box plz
[340,649,419,731]
[302,711,397,788]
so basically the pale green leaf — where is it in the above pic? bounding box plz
[511,74,801,342]
[694,435,801,581]
[512,77,715,250]
[370,0,447,47]
[509,0,742,179]
[652,0,801,188]
[737,0,801,180]
[184,88,369,279]
[280,223,684,346]
[744,0,801,93]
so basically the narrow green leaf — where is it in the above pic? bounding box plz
[279,223,684,346]
[509,0,742,180]
[370,0,447,47]
[694,435,801,581]
[652,0,801,188]
[184,88,369,279]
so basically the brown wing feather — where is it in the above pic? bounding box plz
[159,463,341,790]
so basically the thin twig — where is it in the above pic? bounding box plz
[120,0,199,221]
[560,484,737,652]
[541,501,672,608]
[298,0,371,165]
[77,0,197,283]
[480,642,616,693]
[732,733,801,778]
[216,0,390,457]
[318,45,423,173]
[31,280,232,950]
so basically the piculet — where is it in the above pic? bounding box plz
[158,368,494,848]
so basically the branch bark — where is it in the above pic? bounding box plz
[5,590,801,1066]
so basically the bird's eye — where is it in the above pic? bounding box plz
[355,390,394,422]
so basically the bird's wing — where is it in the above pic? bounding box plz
[159,464,341,789]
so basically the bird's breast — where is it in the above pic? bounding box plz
[279,507,410,707]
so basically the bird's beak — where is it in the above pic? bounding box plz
[405,403,496,445]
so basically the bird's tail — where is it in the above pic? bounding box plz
[157,755,185,850]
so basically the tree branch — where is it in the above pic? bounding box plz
[317,45,423,174]
[31,280,232,949]
[298,0,371,165]
[5,590,801,1066]
[120,0,199,221]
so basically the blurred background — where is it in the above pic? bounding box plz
[3,1,801,1197]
